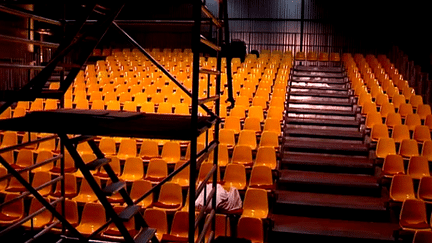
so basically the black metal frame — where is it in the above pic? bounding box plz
[0,1,234,242]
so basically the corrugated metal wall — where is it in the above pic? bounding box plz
[221,0,388,55]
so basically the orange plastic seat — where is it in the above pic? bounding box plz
[249,165,273,190]
[237,130,257,150]
[410,95,424,109]
[171,161,190,188]
[6,171,29,193]
[161,141,181,164]
[407,156,430,180]
[248,106,265,122]
[389,175,416,202]
[399,103,414,118]
[31,171,52,197]
[255,146,277,170]
[165,211,197,241]
[102,205,136,239]
[197,162,221,185]
[139,139,160,161]
[219,129,236,148]
[381,154,405,177]
[413,231,432,243]
[243,117,262,133]
[144,208,168,242]
[205,214,230,242]
[422,140,432,161]
[386,112,402,129]
[365,111,383,130]
[371,124,389,142]
[380,102,395,119]
[224,116,241,134]
[259,131,279,149]
[0,193,24,226]
[223,163,247,190]
[392,125,410,144]
[399,139,420,158]
[237,216,264,243]
[76,202,106,236]
[130,179,153,209]
[263,118,281,134]
[375,138,396,159]
[417,104,431,121]
[119,157,144,182]
[242,188,269,219]
[73,177,101,204]
[117,138,137,160]
[399,199,429,231]
[405,114,422,131]
[99,137,117,156]
[51,173,78,199]
[145,158,168,183]
[52,199,79,231]
[13,149,34,169]
[153,182,183,213]
[232,145,253,167]
[413,125,431,143]
[22,197,53,230]
[417,176,432,202]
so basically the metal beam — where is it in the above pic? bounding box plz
[0,5,62,26]
[0,34,59,48]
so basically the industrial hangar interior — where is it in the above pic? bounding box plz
[0,1,431,243]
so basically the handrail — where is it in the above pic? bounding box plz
[112,22,217,118]
[0,5,62,26]
[0,176,63,209]
[0,134,58,154]
[0,34,59,48]
[0,63,63,70]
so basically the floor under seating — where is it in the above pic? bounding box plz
[269,62,401,243]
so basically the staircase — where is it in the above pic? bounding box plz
[270,65,400,242]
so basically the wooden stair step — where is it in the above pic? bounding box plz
[293,71,345,78]
[284,127,364,139]
[285,117,360,127]
[271,215,399,241]
[291,76,347,84]
[294,66,344,73]
[290,82,348,91]
[282,152,373,169]
[287,107,355,116]
[288,97,352,106]
[275,190,386,211]
[278,170,379,189]
[289,89,349,98]
[284,137,368,153]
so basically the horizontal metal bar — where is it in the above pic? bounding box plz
[0,63,63,70]
[200,35,221,51]
[69,19,212,25]
[196,209,215,243]
[0,176,63,209]
[201,5,222,28]
[198,95,220,105]
[0,5,62,26]
[199,68,220,76]
[0,134,58,154]
[0,154,62,183]
[0,34,59,48]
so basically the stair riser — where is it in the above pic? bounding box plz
[283,146,369,157]
[279,163,375,175]
[269,231,396,243]
[272,203,389,222]
[291,77,347,84]
[276,182,381,197]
